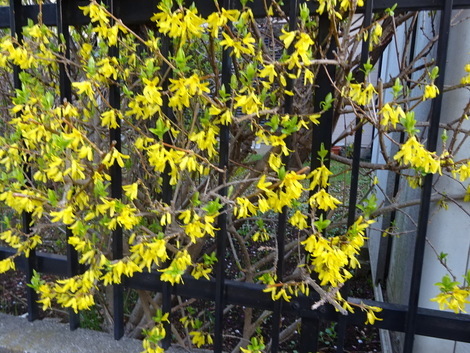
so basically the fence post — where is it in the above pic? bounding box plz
[9,0,39,322]
[104,0,125,340]
[300,11,337,353]
[213,0,232,351]
[270,1,299,352]
[160,32,174,350]
[403,1,454,351]
[336,1,374,351]
[57,0,80,330]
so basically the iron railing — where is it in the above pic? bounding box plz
[1,1,470,353]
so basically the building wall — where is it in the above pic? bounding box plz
[369,9,470,353]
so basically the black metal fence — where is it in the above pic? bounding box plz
[0,1,470,353]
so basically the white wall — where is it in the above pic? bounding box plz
[370,9,470,353]
[414,10,470,353]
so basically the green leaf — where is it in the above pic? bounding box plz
[314,214,331,231]
[464,270,470,285]
[320,93,334,111]
[203,252,217,265]
[191,192,201,206]
[362,59,373,76]
[357,194,377,218]
[48,189,58,207]
[219,84,229,99]
[93,180,108,198]
[430,66,439,80]
[245,62,257,81]
[400,111,420,135]
[438,252,448,261]
[277,166,286,180]
[392,78,403,98]
[149,118,169,140]
[266,115,279,132]
[317,143,328,161]
[203,198,222,215]
[385,3,398,16]
[281,115,298,134]
[435,274,459,292]
[27,270,44,290]
[299,3,310,23]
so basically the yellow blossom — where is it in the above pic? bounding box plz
[219,32,256,58]
[72,81,94,99]
[380,103,405,128]
[50,206,75,225]
[394,136,441,174]
[309,189,341,211]
[423,84,439,100]
[288,210,308,229]
[347,83,376,105]
[123,183,139,200]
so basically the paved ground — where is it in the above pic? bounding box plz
[0,313,211,353]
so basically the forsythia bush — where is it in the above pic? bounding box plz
[0,0,469,351]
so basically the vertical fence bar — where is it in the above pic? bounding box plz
[335,1,374,351]
[376,19,419,284]
[160,34,173,350]
[214,0,232,351]
[9,0,39,322]
[403,1,453,352]
[105,0,124,340]
[57,0,80,330]
[300,13,336,353]
[271,1,298,352]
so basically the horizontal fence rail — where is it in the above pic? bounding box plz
[2,0,470,29]
[1,1,470,353]
[2,246,470,343]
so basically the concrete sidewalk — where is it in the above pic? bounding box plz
[0,313,208,353]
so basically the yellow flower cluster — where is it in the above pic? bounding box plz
[380,103,405,128]
[347,83,376,106]
[462,63,470,84]
[394,136,441,174]
[2,1,468,351]
[431,288,470,313]
[302,217,373,286]
[317,0,364,18]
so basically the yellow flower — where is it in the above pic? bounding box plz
[365,306,383,325]
[102,147,130,168]
[50,206,75,225]
[72,81,94,99]
[279,29,296,49]
[380,103,405,128]
[394,136,441,174]
[159,250,192,285]
[259,64,277,83]
[369,23,382,50]
[190,331,212,348]
[347,83,376,105]
[234,197,257,218]
[309,189,341,211]
[461,63,470,84]
[80,3,109,25]
[423,84,439,100]
[169,74,210,110]
[288,210,308,230]
[152,6,204,43]
[0,258,16,274]
[309,164,333,190]
[123,183,138,200]
[304,68,315,85]
[219,32,256,58]
[234,91,262,114]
